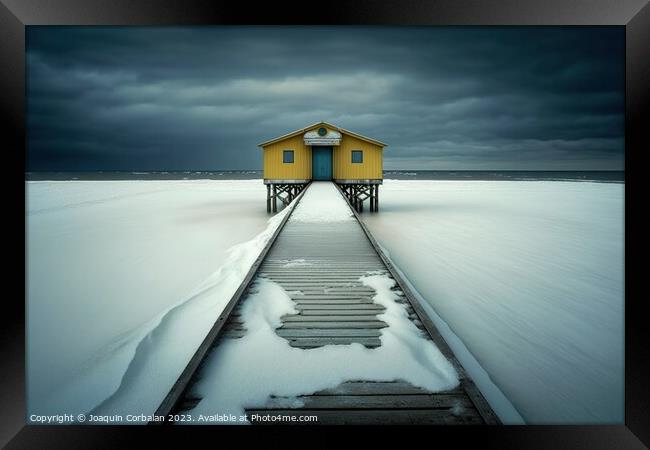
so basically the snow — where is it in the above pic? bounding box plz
[190,274,459,423]
[26,180,286,418]
[281,258,312,268]
[289,181,353,222]
[361,180,624,424]
[26,178,621,424]
[388,260,525,424]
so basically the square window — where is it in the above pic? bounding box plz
[283,150,294,163]
[351,150,363,163]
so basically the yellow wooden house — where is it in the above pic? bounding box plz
[259,121,386,212]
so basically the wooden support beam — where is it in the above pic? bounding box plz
[375,185,379,212]
[374,185,377,212]
[272,184,277,212]
[357,186,361,212]
[265,182,310,212]
[333,183,382,214]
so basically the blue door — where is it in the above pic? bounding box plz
[312,146,333,180]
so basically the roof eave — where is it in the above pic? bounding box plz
[257,121,327,147]
[258,121,388,148]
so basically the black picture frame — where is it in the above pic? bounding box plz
[2,0,647,447]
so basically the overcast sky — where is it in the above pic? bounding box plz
[26,26,624,171]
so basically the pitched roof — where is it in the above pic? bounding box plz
[258,121,388,148]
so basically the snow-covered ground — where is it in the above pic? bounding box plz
[361,180,624,424]
[26,178,624,424]
[26,180,280,417]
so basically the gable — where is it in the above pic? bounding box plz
[259,122,387,148]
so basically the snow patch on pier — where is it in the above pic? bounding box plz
[289,182,353,222]
[189,276,459,423]
[280,258,312,268]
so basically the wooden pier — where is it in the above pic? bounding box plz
[153,182,499,425]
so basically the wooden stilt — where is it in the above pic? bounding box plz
[374,185,378,212]
[267,184,271,213]
[272,184,277,213]
[373,185,377,212]
[357,186,361,212]
[375,185,379,212]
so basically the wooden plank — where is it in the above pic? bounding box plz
[287,295,375,300]
[274,285,374,290]
[263,271,380,275]
[294,304,384,310]
[287,337,381,348]
[246,409,484,425]
[278,321,388,329]
[262,260,382,263]
[261,269,376,272]
[263,276,371,279]
[282,286,367,290]
[262,260,381,263]
[281,291,377,295]
[263,394,475,410]
[461,378,502,425]
[261,268,373,271]
[266,278,366,282]
[291,299,376,304]
[262,260,382,262]
[261,270,382,273]
[296,309,382,316]
[262,266,371,268]
[290,290,376,295]
[270,279,365,283]
[281,315,384,322]
[150,183,312,423]
[274,284,368,288]
[260,270,374,273]
[233,308,386,318]
[312,381,463,396]
[276,329,382,338]
[263,272,369,275]
[261,265,385,269]
[262,276,368,280]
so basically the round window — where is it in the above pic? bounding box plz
[317,127,327,136]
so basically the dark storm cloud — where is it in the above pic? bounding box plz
[26,26,624,171]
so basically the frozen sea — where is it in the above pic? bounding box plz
[362,179,624,423]
[26,180,278,417]
[25,172,624,424]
